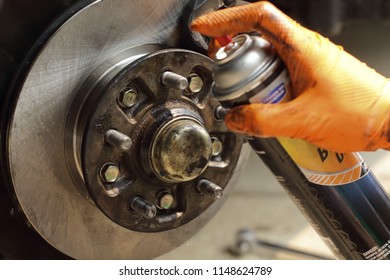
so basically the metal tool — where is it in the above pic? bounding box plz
[229,229,334,260]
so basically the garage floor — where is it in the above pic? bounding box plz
[159,23,390,260]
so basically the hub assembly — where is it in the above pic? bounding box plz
[0,0,248,259]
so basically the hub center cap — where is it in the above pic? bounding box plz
[151,118,212,183]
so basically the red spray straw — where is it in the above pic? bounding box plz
[215,35,232,46]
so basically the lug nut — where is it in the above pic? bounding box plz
[197,179,223,199]
[100,163,120,183]
[161,71,188,90]
[188,74,203,94]
[158,192,174,210]
[105,129,132,151]
[130,197,157,219]
[211,137,223,157]
[120,87,138,108]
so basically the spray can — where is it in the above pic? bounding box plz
[212,34,390,259]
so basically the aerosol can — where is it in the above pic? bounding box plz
[212,34,390,260]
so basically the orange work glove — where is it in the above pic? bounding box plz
[191,1,390,153]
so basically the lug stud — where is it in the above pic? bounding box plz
[197,179,223,199]
[161,71,188,90]
[130,197,157,219]
[105,129,132,151]
[214,105,228,120]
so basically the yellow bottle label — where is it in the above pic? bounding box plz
[279,137,367,186]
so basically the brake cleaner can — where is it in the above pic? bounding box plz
[212,34,390,259]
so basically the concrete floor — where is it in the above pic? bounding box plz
[159,22,390,260]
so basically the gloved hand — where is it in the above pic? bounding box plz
[191,1,390,153]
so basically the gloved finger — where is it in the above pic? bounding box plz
[191,1,335,95]
[223,86,332,140]
[225,100,307,139]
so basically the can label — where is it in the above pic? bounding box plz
[261,82,286,104]
[249,68,291,104]
[279,138,369,185]
[255,69,369,186]
[363,240,390,260]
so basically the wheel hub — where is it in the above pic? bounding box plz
[66,48,243,233]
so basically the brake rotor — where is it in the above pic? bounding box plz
[3,0,248,259]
